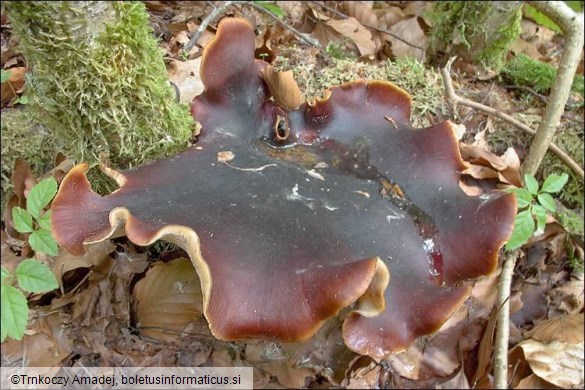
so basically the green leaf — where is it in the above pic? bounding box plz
[505,210,535,251]
[505,187,533,209]
[1,69,11,83]
[15,259,59,293]
[17,95,29,105]
[540,173,568,193]
[537,193,556,212]
[1,266,10,284]
[37,210,52,231]
[532,204,548,236]
[255,1,284,18]
[1,284,29,342]
[29,229,59,256]
[27,177,58,219]
[12,207,34,233]
[524,174,539,195]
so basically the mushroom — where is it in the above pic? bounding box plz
[52,18,516,358]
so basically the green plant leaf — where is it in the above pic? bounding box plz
[540,173,568,193]
[15,259,59,293]
[537,193,556,212]
[27,177,58,219]
[37,210,52,231]
[255,1,284,18]
[1,266,10,284]
[532,204,548,236]
[12,207,34,233]
[1,284,29,342]
[1,69,11,83]
[505,187,533,209]
[17,95,29,105]
[524,174,539,195]
[29,229,59,256]
[505,209,535,251]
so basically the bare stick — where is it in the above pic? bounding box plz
[494,250,519,389]
[245,1,322,49]
[522,1,584,176]
[441,58,584,180]
[311,1,425,51]
[183,1,234,55]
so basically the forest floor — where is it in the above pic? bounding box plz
[1,2,583,388]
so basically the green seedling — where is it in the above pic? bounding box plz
[505,173,569,251]
[2,177,60,341]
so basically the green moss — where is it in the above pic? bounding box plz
[275,53,444,128]
[427,1,522,71]
[0,108,60,213]
[5,1,194,177]
[503,54,585,97]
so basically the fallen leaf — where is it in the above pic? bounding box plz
[386,17,426,61]
[167,58,204,104]
[525,314,584,344]
[1,67,26,105]
[133,258,203,342]
[260,64,303,110]
[326,17,376,57]
[516,339,584,388]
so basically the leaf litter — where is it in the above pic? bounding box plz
[1,1,583,388]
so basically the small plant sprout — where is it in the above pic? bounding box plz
[1,177,60,342]
[505,173,569,251]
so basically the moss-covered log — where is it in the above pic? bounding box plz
[5,1,194,170]
[427,1,522,71]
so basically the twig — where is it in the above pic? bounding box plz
[494,250,519,389]
[245,1,322,50]
[311,1,424,52]
[522,1,584,177]
[441,58,584,180]
[183,1,234,55]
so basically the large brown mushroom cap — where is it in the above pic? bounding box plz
[52,17,516,358]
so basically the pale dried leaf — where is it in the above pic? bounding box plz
[518,339,584,388]
[326,17,376,57]
[525,314,584,344]
[515,373,559,389]
[1,67,26,105]
[133,258,203,342]
[261,64,303,110]
[167,58,204,104]
[343,2,378,27]
[386,17,426,61]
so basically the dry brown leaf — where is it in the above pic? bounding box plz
[261,64,303,110]
[52,240,115,287]
[525,314,584,344]
[1,66,26,105]
[436,364,470,389]
[326,17,376,57]
[343,2,378,28]
[517,339,584,388]
[167,58,204,104]
[463,165,500,180]
[547,276,584,315]
[133,258,203,342]
[386,17,426,61]
[376,6,405,29]
[515,373,559,389]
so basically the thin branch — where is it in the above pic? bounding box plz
[245,1,322,50]
[441,58,584,180]
[494,250,519,389]
[310,1,424,51]
[522,1,585,176]
[183,1,234,55]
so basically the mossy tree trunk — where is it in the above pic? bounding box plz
[428,1,522,71]
[5,1,194,170]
